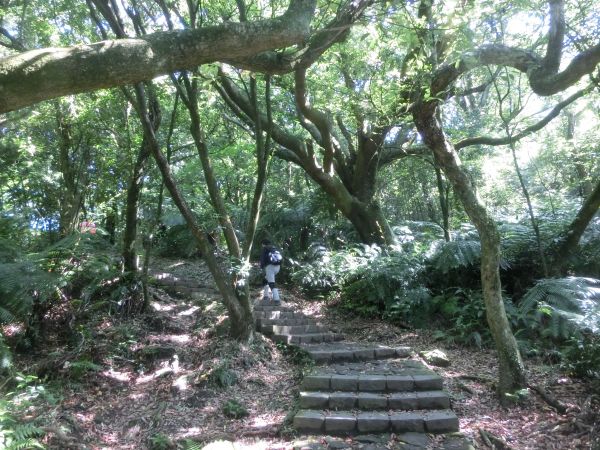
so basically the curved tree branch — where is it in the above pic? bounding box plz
[224,0,374,74]
[455,86,589,149]
[0,0,317,113]
[294,67,336,173]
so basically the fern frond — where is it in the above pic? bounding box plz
[5,437,45,450]
[519,277,600,335]
[429,239,481,273]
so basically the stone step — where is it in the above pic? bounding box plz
[255,317,318,327]
[273,332,345,345]
[253,310,306,320]
[299,390,450,410]
[298,342,411,363]
[302,372,443,392]
[261,324,329,335]
[293,409,458,435]
[253,301,294,311]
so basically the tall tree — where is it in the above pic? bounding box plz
[410,0,600,396]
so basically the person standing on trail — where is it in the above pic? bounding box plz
[259,239,283,303]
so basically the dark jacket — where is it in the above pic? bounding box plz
[260,245,275,269]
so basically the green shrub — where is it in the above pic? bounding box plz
[148,432,175,450]
[66,359,102,380]
[0,374,46,449]
[155,224,200,258]
[222,399,249,419]
[429,288,518,347]
[340,250,430,319]
[208,363,238,388]
[561,333,600,379]
[291,244,375,295]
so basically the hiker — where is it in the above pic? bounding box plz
[260,239,283,303]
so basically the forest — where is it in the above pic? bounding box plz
[0,0,599,448]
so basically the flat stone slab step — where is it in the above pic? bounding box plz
[298,342,412,363]
[311,359,433,376]
[261,324,330,335]
[302,373,443,392]
[299,390,450,410]
[256,317,318,327]
[293,409,458,435]
[253,300,294,309]
[273,332,345,345]
[253,310,307,320]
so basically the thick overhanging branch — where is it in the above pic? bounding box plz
[529,43,600,95]
[431,45,541,96]
[224,0,374,74]
[0,0,317,113]
[429,2,600,98]
[217,69,308,160]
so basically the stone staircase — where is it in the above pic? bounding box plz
[253,299,459,437]
[149,271,460,440]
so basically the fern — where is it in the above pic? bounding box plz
[518,277,600,339]
[0,376,46,450]
[429,239,481,273]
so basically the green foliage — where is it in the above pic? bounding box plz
[154,224,200,258]
[0,374,46,449]
[148,432,175,450]
[428,288,519,347]
[179,440,202,450]
[208,363,238,388]
[517,277,600,340]
[290,244,370,295]
[340,248,430,319]
[65,359,102,380]
[275,342,314,367]
[561,333,600,379]
[222,399,249,419]
[429,239,481,274]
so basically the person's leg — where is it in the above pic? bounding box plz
[262,277,270,300]
[266,265,281,302]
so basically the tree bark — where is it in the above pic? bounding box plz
[0,0,317,113]
[173,72,241,258]
[122,88,161,272]
[55,103,90,236]
[414,105,527,396]
[122,135,152,272]
[552,179,600,274]
[132,84,254,341]
[218,69,396,246]
[434,165,451,241]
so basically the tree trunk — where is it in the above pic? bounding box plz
[56,103,90,235]
[242,75,271,259]
[177,74,241,258]
[132,84,254,341]
[122,91,161,272]
[434,165,451,241]
[346,199,395,245]
[552,178,600,274]
[414,106,527,397]
[122,136,152,272]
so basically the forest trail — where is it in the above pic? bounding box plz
[31,258,595,449]
[253,299,467,450]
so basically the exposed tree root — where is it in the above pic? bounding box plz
[529,383,568,414]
